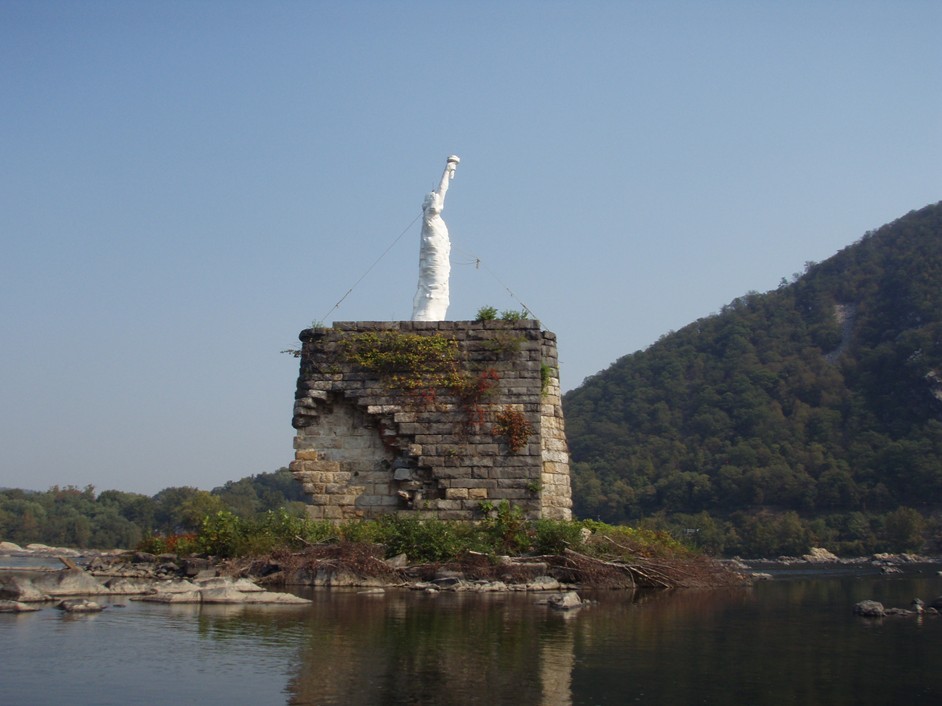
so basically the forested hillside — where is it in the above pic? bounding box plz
[564,202,942,555]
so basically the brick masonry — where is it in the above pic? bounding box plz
[289,320,572,521]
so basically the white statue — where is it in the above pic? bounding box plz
[412,155,459,321]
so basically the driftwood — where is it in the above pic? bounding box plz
[58,556,80,571]
[555,548,739,590]
[559,548,675,589]
[231,542,743,590]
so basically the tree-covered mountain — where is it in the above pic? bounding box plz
[564,201,942,555]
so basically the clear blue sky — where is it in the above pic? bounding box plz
[2,1,940,495]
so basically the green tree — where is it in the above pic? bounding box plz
[883,507,925,552]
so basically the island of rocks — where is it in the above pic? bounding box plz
[0,538,746,615]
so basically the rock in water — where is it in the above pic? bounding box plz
[853,600,885,617]
[35,568,109,596]
[0,575,51,602]
[803,547,839,563]
[0,600,41,613]
[547,591,583,611]
[56,599,105,613]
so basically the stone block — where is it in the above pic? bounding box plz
[399,510,437,520]
[449,478,496,489]
[356,495,394,507]
[367,404,401,414]
[543,439,569,453]
[461,466,483,481]
[437,510,473,521]
[489,489,528,500]
[428,466,466,480]
[311,460,342,473]
[473,444,500,455]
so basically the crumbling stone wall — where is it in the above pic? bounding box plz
[289,320,572,521]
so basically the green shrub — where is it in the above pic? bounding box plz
[341,331,459,387]
[337,519,385,544]
[375,515,473,562]
[475,305,498,321]
[478,500,532,554]
[198,510,247,557]
[195,509,341,557]
[238,509,332,554]
[182,499,700,564]
[540,363,553,393]
[499,309,529,322]
[532,519,585,554]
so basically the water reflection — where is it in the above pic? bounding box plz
[7,573,939,705]
[268,587,766,705]
[285,591,570,704]
[214,577,940,706]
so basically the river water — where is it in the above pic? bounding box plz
[2,565,941,705]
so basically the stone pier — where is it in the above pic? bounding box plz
[289,320,572,521]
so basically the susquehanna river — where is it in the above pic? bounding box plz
[2,566,941,705]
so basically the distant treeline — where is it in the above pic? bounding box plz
[0,469,307,550]
[564,202,942,556]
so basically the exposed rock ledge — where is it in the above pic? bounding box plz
[0,568,309,607]
[854,597,942,618]
[2,541,746,606]
[0,541,83,556]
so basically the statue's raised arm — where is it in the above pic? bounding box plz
[436,155,459,207]
[412,155,459,321]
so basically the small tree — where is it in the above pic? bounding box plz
[883,506,925,552]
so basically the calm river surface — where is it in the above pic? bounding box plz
[2,565,941,705]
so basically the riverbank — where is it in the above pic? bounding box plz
[13,539,938,609]
[223,541,746,591]
[1,537,746,608]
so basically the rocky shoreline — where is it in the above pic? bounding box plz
[0,541,311,613]
[6,541,935,616]
[722,547,942,619]
[723,546,942,579]
[0,538,746,614]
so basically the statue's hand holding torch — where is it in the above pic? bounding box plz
[446,155,460,179]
